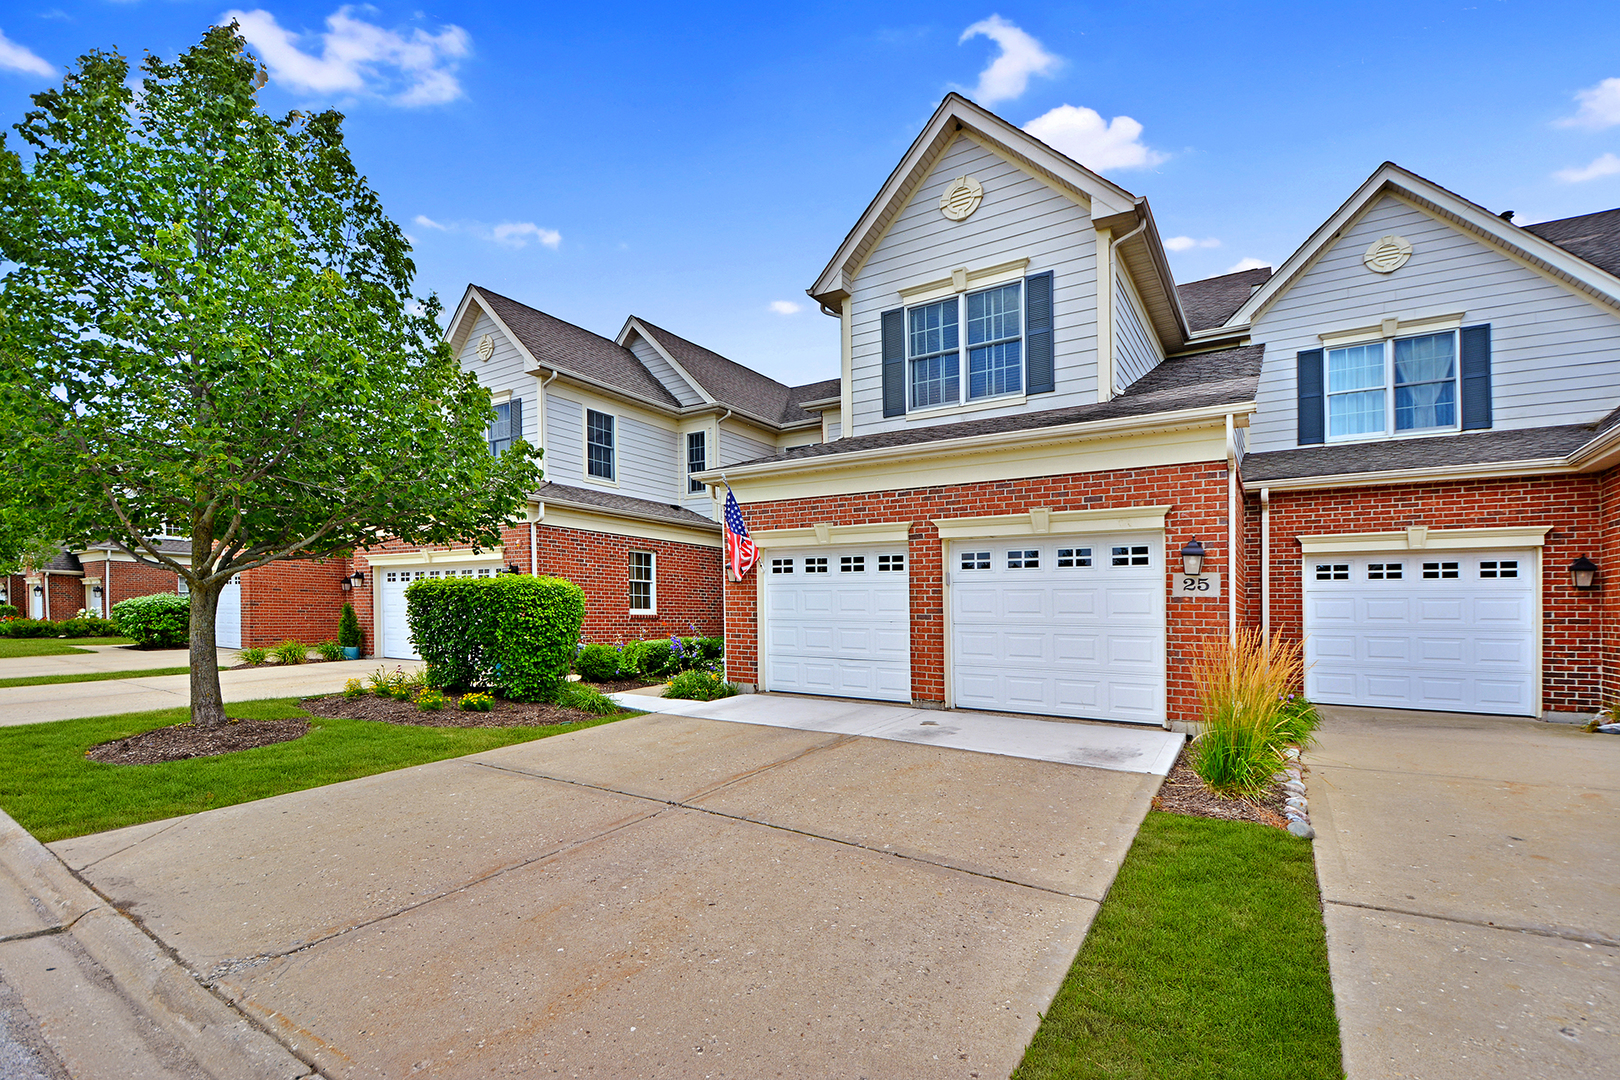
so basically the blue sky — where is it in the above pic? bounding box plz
[3,2,1619,386]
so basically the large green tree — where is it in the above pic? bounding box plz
[0,27,541,729]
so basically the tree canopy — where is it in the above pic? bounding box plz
[0,26,541,727]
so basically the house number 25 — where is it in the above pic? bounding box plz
[1177,573,1220,598]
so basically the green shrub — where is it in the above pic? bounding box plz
[272,639,308,665]
[316,639,343,662]
[1274,694,1321,747]
[405,575,585,702]
[458,691,494,712]
[551,682,620,715]
[0,618,54,638]
[240,646,269,665]
[664,669,739,702]
[624,639,676,678]
[697,636,724,661]
[111,593,190,648]
[42,616,121,638]
[574,643,623,682]
[343,677,364,698]
[414,686,446,711]
[0,603,17,618]
[338,602,363,648]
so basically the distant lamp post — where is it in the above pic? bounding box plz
[1180,538,1208,576]
[1570,556,1600,590]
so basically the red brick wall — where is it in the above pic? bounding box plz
[239,559,352,648]
[1261,474,1606,715]
[723,461,1235,724]
[99,559,183,612]
[1601,466,1620,708]
[44,573,85,620]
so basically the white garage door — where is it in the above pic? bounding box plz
[950,535,1167,725]
[378,563,503,660]
[1304,551,1537,716]
[180,576,240,649]
[763,546,910,702]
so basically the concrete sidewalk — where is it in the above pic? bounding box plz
[1307,706,1620,1079]
[0,644,230,680]
[0,658,422,727]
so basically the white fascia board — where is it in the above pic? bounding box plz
[443,286,487,353]
[933,505,1172,540]
[614,317,714,406]
[809,94,1137,303]
[1569,422,1620,471]
[796,397,840,410]
[696,400,1254,484]
[366,546,505,567]
[1298,525,1550,555]
[1243,457,1575,493]
[1230,163,1620,328]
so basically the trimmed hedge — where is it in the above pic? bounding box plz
[111,593,191,647]
[574,643,622,682]
[405,575,585,701]
[0,615,122,638]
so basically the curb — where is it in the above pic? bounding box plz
[0,811,316,1079]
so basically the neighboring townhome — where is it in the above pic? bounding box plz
[704,93,1262,726]
[701,94,1619,727]
[350,285,840,658]
[1234,165,1620,721]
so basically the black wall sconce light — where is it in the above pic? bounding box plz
[1570,556,1600,590]
[1180,538,1208,575]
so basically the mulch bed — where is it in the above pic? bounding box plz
[1151,743,1291,829]
[578,677,663,693]
[86,719,311,765]
[227,657,345,671]
[300,692,615,729]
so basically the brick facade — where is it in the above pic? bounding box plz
[238,559,352,648]
[1251,472,1610,715]
[723,461,1236,725]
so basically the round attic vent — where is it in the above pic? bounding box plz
[1363,235,1413,274]
[939,176,984,222]
[476,333,495,362]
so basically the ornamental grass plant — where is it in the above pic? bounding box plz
[1188,629,1306,799]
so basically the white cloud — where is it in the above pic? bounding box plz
[1225,257,1269,274]
[491,222,560,249]
[223,6,470,106]
[0,28,53,77]
[1558,76,1620,130]
[412,214,447,230]
[958,14,1058,105]
[1554,152,1620,183]
[768,300,803,316]
[1164,236,1221,252]
[1023,104,1167,171]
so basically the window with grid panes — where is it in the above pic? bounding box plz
[587,410,615,480]
[629,551,654,610]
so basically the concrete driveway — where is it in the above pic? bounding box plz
[1307,707,1620,1079]
[48,709,1170,1078]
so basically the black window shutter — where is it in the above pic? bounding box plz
[881,308,905,417]
[1460,324,1492,431]
[1297,349,1325,445]
[510,397,523,446]
[1025,271,1054,395]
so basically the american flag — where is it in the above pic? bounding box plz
[723,486,758,582]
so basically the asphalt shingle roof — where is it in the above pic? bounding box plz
[1241,424,1598,484]
[632,318,824,426]
[788,378,841,407]
[475,288,680,407]
[727,344,1263,467]
[1175,267,1273,332]
[534,482,720,530]
[1523,207,1620,279]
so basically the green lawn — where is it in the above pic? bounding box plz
[1013,812,1343,1080]
[0,636,137,658]
[0,666,224,688]
[0,698,625,842]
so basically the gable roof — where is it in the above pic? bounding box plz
[1228,163,1620,330]
[1523,207,1620,279]
[1177,267,1273,332]
[808,93,1139,309]
[629,318,820,426]
[463,287,680,407]
[534,482,720,532]
[788,378,841,408]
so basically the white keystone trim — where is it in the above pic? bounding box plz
[365,547,505,567]
[750,522,913,548]
[1297,525,1550,554]
[933,504,1171,540]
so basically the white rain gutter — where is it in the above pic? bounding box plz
[533,370,561,576]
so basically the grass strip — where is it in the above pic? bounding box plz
[0,666,226,688]
[0,637,135,658]
[0,697,626,842]
[1013,812,1343,1080]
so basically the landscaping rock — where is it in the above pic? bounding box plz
[1287,820,1316,839]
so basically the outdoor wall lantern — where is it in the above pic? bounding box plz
[502,563,522,575]
[346,570,366,590]
[92,584,103,599]
[1180,538,1208,576]
[0,584,8,602]
[32,585,43,598]
[1570,556,1600,590]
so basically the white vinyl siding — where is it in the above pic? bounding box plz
[719,420,774,466]
[625,333,704,406]
[847,135,1099,437]
[1249,195,1620,453]
[548,390,682,504]
[1113,271,1162,393]
[455,311,537,445]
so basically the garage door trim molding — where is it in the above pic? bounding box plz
[934,504,1170,540]
[366,546,505,567]
[1298,525,1549,555]
[751,523,912,547]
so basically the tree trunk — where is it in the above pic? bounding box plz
[190,578,228,730]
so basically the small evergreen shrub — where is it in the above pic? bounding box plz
[574,643,623,682]
[110,593,190,647]
[338,602,363,648]
[664,669,739,702]
[343,677,364,698]
[316,639,344,662]
[240,646,269,665]
[458,691,494,712]
[272,639,309,665]
[405,575,586,702]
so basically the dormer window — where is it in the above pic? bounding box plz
[1327,330,1457,439]
[907,281,1023,410]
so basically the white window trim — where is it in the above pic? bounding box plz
[628,550,656,614]
[584,407,619,487]
[685,429,707,494]
[1324,327,1461,444]
[904,281,1028,414]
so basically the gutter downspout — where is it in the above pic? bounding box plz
[1260,487,1271,651]
[1104,211,1151,401]
[533,370,561,577]
[1226,412,1238,642]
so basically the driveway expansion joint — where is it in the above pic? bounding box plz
[1324,897,1619,948]
[0,907,98,945]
